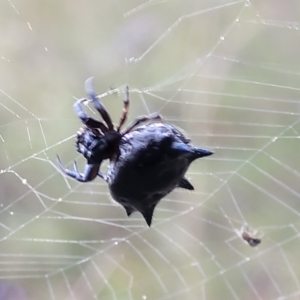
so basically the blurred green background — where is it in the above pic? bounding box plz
[0,0,300,299]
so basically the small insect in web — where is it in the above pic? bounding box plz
[57,78,213,226]
[240,226,261,247]
[221,208,261,248]
[242,228,261,247]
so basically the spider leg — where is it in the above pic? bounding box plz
[74,98,108,133]
[73,160,80,173]
[98,172,107,182]
[85,77,114,131]
[116,86,129,132]
[122,113,162,135]
[57,155,100,182]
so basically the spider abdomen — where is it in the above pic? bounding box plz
[106,123,212,226]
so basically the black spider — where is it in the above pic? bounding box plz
[57,78,213,226]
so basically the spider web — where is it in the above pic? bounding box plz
[1,0,300,299]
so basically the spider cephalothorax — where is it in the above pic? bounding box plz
[57,77,162,182]
[75,127,121,163]
[57,78,213,226]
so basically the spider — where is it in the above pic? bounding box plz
[57,78,213,226]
